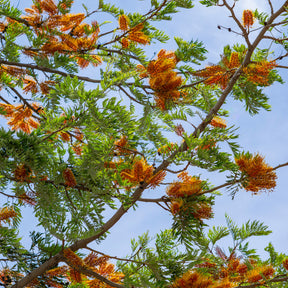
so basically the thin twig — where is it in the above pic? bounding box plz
[85,247,146,265]
[117,85,143,105]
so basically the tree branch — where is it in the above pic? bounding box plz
[63,259,125,288]
[0,60,101,84]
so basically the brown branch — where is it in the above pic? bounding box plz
[8,86,41,120]
[62,259,125,288]
[85,247,146,265]
[267,0,274,14]
[0,95,11,104]
[138,196,169,202]
[0,60,101,84]
[165,161,190,174]
[273,161,288,170]
[222,0,251,47]
[117,85,143,105]
[101,0,170,47]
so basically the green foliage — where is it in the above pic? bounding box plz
[0,0,287,287]
[175,37,207,64]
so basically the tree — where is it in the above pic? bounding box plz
[0,0,288,287]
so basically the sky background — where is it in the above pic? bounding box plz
[5,0,288,262]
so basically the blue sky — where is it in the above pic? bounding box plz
[6,0,288,261]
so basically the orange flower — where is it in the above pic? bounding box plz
[167,173,202,198]
[63,168,77,187]
[283,259,288,270]
[121,37,130,48]
[23,77,38,94]
[167,181,202,198]
[170,198,183,215]
[63,248,84,267]
[14,164,32,182]
[172,271,213,288]
[118,14,129,31]
[120,158,166,188]
[140,49,183,109]
[72,143,83,156]
[0,207,17,224]
[243,61,276,86]
[242,10,254,29]
[210,116,227,128]
[246,266,274,283]
[60,132,71,142]
[39,0,58,15]
[235,153,277,193]
[114,135,131,155]
[127,23,150,45]
[227,52,241,69]
[0,103,40,133]
[192,202,213,220]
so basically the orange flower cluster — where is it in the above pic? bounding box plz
[86,254,124,287]
[172,271,213,288]
[72,143,83,156]
[0,65,26,78]
[21,0,102,68]
[194,51,276,89]
[283,259,288,270]
[113,135,131,156]
[63,248,85,267]
[175,256,276,288]
[170,198,184,215]
[243,61,276,86]
[194,65,230,90]
[46,252,123,287]
[0,207,17,225]
[194,52,242,89]
[118,15,150,48]
[0,103,40,133]
[192,202,213,220]
[235,153,277,193]
[0,63,56,94]
[242,10,254,29]
[167,172,202,198]
[63,168,77,187]
[120,158,166,188]
[137,49,183,109]
[246,266,274,283]
[14,164,33,184]
[210,116,227,129]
